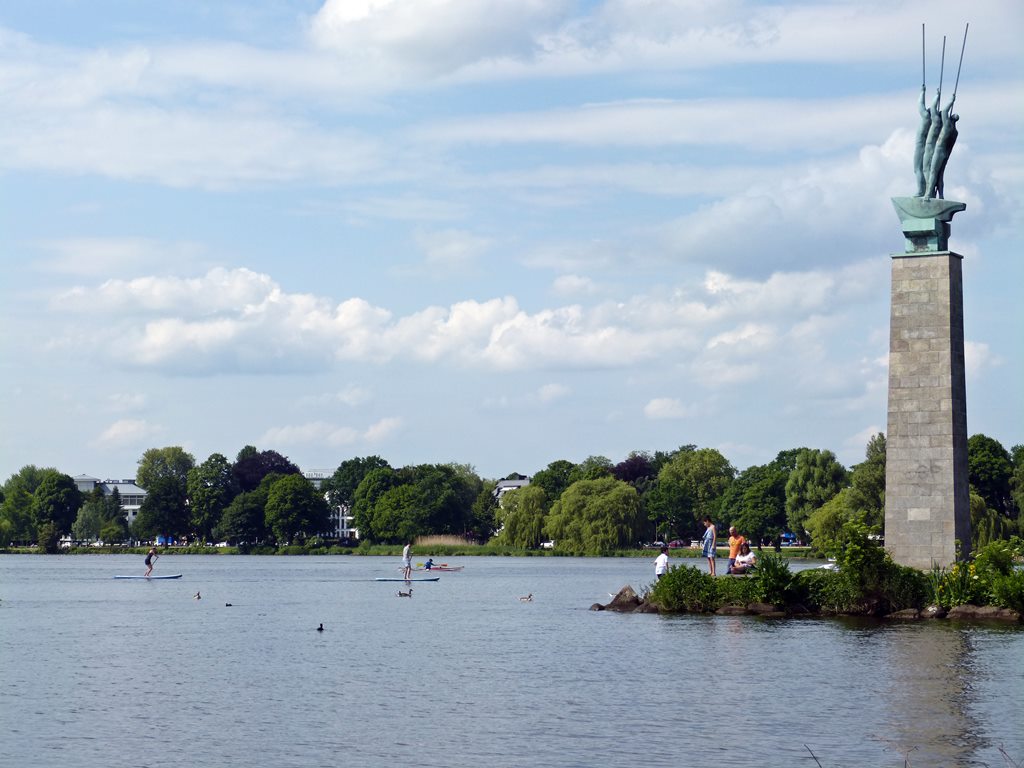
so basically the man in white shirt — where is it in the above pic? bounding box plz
[402,542,412,580]
[654,546,669,580]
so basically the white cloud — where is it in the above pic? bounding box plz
[35,238,205,277]
[844,425,884,457]
[259,421,360,447]
[414,228,491,271]
[644,397,695,420]
[364,416,403,442]
[93,418,160,447]
[54,257,888,379]
[537,383,571,403]
[552,274,598,297]
[965,340,1000,379]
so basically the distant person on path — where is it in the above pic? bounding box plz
[729,543,757,575]
[701,517,717,576]
[654,546,669,580]
[402,542,412,580]
[726,526,746,574]
[144,546,158,577]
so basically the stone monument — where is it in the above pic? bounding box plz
[885,26,971,569]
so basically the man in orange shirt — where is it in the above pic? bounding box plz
[726,526,746,574]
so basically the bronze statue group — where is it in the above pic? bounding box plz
[914,23,968,200]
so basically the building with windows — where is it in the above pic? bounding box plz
[493,474,531,504]
[303,470,359,541]
[72,475,147,527]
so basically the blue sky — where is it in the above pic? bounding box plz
[1,0,1021,483]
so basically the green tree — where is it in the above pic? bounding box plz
[133,475,188,541]
[569,456,614,483]
[785,449,849,541]
[215,490,268,544]
[1011,444,1024,520]
[657,447,736,537]
[805,488,858,551]
[543,477,642,555]
[323,456,390,511]
[264,474,331,544]
[0,485,35,544]
[352,467,401,541]
[529,460,576,510]
[469,481,500,542]
[72,497,106,541]
[719,452,794,546]
[136,446,196,490]
[495,485,548,548]
[31,471,82,537]
[232,446,301,493]
[187,453,237,541]
[845,433,886,530]
[968,434,1015,518]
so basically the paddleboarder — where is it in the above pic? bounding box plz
[144,546,158,577]
[402,541,412,580]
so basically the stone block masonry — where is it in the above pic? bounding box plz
[885,251,970,569]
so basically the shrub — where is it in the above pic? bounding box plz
[878,562,929,612]
[990,569,1024,612]
[649,564,718,612]
[715,574,759,607]
[753,552,794,606]
[797,569,861,614]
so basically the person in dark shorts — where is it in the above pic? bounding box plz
[144,546,158,577]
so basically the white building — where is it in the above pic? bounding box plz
[73,475,147,527]
[493,474,531,504]
[303,470,359,541]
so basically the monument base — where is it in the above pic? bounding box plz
[891,197,966,253]
[884,250,970,569]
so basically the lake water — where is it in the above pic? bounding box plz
[1,554,1021,768]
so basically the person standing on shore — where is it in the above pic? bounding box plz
[401,541,412,580]
[144,546,158,577]
[654,546,669,580]
[726,526,746,574]
[701,518,717,576]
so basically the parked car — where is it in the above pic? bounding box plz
[667,540,687,548]
[540,541,555,550]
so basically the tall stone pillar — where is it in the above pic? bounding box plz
[885,198,970,569]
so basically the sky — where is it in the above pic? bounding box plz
[1,0,1021,484]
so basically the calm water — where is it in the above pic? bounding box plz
[1,554,1021,768]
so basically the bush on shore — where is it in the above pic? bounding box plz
[647,526,1023,616]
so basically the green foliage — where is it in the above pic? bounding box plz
[797,569,861,614]
[714,573,760,606]
[970,489,1018,550]
[136,446,195,490]
[657,447,735,537]
[845,433,886,530]
[495,485,547,549]
[31,471,82,535]
[36,521,61,553]
[134,475,189,540]
[214,490,268,544]
[543,476,642,555]
[469,481,500,541]
[990,569,1024,613]
[649,563,718,612]
[529,460,576,511]
[967,434,1015,517]
[877,563,929,612]
[784,448,849,541]
[927,561,985,609]
[752,552,794,606]
[323,456,390,509]
[718,454,791,546]
[264,474,331,544]
[831,519,887,593]
[804,488,855,554]
[569,456,614,483]
[186,453,237,541]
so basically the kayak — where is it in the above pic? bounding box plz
[415,566,463,572]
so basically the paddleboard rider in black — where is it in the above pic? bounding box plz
[144,546,158,577]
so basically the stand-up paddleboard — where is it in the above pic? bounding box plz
[375,577,439,582]
[114,574,183,579]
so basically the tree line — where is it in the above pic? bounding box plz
[1,434,1021,555]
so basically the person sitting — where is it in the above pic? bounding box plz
[729,543,757,575]
[423,558,434,570]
